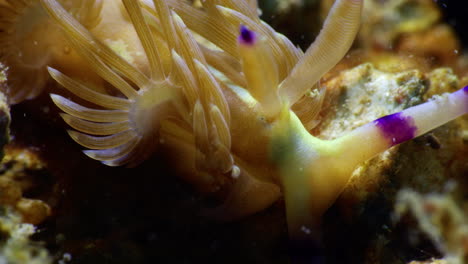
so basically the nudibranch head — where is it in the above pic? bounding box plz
[27,0,467,245]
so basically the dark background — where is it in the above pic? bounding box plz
[436,0,468,49]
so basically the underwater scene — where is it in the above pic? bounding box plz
[0,0,467,263]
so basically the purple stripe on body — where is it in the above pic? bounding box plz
[239,25,256,45]
[374,112,417,146]
[458,86,468,113]
[464,86,468,112]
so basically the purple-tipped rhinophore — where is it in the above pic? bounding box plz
[374,112,417,146]
[463,85,468,94]
[463,86,468,112]
[456,86,468,112]
[239,25,256,45]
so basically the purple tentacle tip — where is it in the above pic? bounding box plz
[239,25,256,45]
[463,86,468,113]
[374,112,417,146]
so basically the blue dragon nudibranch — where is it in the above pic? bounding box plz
[0,0,467,240]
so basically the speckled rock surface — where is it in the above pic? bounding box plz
[0,208,51,264]
[396,189,468,264]
[314,63,467,264]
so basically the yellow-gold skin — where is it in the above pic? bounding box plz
[0,0,158,103]
[1,0,467,242]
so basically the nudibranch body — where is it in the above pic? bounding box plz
[1,0,467,241]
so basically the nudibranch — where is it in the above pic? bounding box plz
[3,0,467,242]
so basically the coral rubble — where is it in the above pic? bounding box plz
[396,189,468,264]
[0,207,51,264]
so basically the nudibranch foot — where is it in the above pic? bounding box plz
[201,167,281,221]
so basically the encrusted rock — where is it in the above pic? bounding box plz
[315,62,467,264]
[315,63,427,139]
[396,189,468,264]
[0,147,52,225]
[0,207,51,264]
[0,69,51,225]
[322,0,441,50]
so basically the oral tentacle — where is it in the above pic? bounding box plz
[272,86,468,239]
[335,86,468,171]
